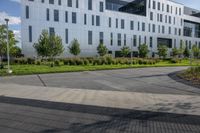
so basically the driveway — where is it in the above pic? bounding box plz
[0,67,200,95]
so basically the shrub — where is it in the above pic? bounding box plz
[83,59,89,65]
[27,58,35,64]
[63,59,70,65]
[54,60,60,66]
[14,58,28,65]
[36,60,41,65]
[170,58,181,64]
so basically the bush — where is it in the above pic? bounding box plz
[54,60,60,66]
[63,59,70,65]
[83,59,89,65]
[36,60,41,65]
[170,58,181,64]
[0,64,4,69]
[27,58,35,65]
[14,58,28,65]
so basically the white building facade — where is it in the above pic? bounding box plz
[21,0,200,57]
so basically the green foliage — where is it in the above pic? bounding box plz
[68,39,81,56]
[120,46,130,57]
[192,45,200,58]
[97,43,108,56]
[183,47,190,58]
[138,44,148,58]
[172,48,179,57]
[33,30,64,59]
[0,24,19,60]
[170,58,181,64]
[157,44,168,58]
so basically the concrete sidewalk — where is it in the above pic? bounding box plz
[0,83,199,116]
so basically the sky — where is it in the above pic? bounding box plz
[0,0,199,48]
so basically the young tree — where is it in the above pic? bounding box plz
[192,45,200,58]
[138,43,148,58]
[172,48,179,58]
[33,30,50,58]
[33,30,64,59]
[11,46,22,57]
[97,43,108,56]
[0,25,18,61]
[68,39,81,57]
[120,46,130,57]
[178,40,184,58]
[183,46,190,58]
[157,44,168,58]
[49,34,64,59]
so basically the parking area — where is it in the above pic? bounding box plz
[0,67,200,95]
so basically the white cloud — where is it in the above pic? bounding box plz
[13,30,22,48]
[10,0,21,3]
[0,12,21,25]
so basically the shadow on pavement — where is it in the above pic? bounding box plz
[0,96,199,133]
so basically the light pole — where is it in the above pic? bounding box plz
[5,18,12,74]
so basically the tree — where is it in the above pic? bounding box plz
[157,44,168,58]
[97,43,108,56]
[192,45,200,58]
[33,30,50,58]
[138,44,148,58]
[33,30,64,59]
[11,46,22,57]
[120,46,130,57]
[183,47,190,58]
[178,40,184,58]
[172,48,179,58]
[68,39,81,57]
[0,24,18,61]
[49,34,64,59]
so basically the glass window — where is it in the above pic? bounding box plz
[58,0,61,5]
[46,8,49,21]
[138,22,140,31]
[142,22,145,31]
[158,2,160,10]
[124,34,126,46]
[118,33,121,46]
[100,32,104,44]
[54,10,59,22]
[121,19,125,29]
[88,0,92,10]
[68,0,72,7]
[153,1,156,9]
[100,2,104,12]
[167,5,169,12]
[116,19,118,28]
[65,11,68,23]
[150,37,153,48]
[49,0,54,4]
[110,33,113,46]
[133,35,137,47]
[109,17,111,27]
[65,29,68,44]
[152,24,155,32]
[49,27,55,36]
[26,6,29,19]
[72,12,77,24]
[29,26,32,42]
[130,21,134,30]
[92,15,94,25]
[84,14,87,25]
[76,0,79,8]
[88,31,92,45]
[150,12,153,20]
[96,15,100,26]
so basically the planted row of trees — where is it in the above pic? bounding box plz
[34,30,200,59]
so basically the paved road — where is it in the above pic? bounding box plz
[0,67,200,95]
[0,96,199,133]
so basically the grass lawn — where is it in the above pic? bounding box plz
[0,59,200,76]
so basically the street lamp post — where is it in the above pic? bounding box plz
[5,18,12,74]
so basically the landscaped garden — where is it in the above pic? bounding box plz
[0,27,200,76]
